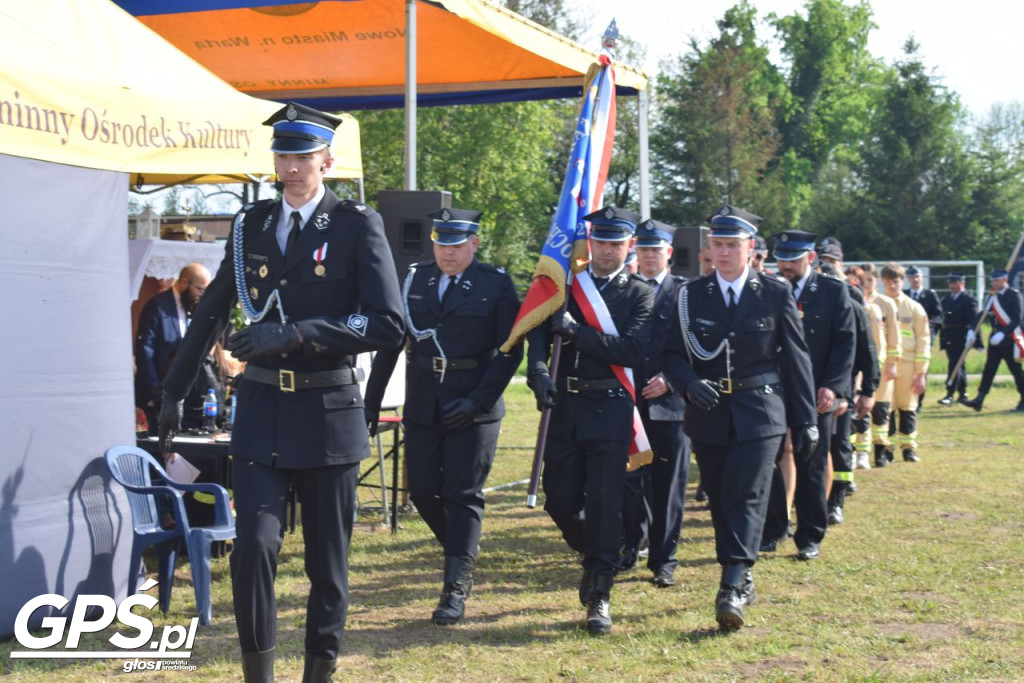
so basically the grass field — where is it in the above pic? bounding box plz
[4,374,1023,681]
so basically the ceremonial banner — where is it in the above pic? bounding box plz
[500,56,617,352]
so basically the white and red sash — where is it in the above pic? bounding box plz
[571,271,652,470]
[990,293,1024,360]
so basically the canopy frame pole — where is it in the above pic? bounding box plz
[638,87,650,218]
[404,0,417,191]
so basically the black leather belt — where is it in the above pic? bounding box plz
[412,351,496,373]
[243,366,364,392]
[561,376,622,393]
[711,371,781,394]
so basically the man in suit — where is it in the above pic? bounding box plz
[963,269,1024,411]
[772,231,855,560]
[527,206,653,636]
[158,102,405,683]
[135,263,212,434]
[363,207,521,626]
[661,205,817,630]
[938,274,980,405]
[619,218,689,588]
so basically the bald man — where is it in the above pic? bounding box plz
[135,262,213,434]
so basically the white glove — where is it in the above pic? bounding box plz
[991,331,1005,345]
[966,329,975,346]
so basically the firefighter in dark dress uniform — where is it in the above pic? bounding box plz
[937,273,979,404]
[771,231,855,561]
[963,269,1024,411]
[527,206,653,636]
[363,208,522,626]
[619,218,690,588]
[159,102,405,683]
[660,206,817,630]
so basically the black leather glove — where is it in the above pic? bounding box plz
[685,379,720,411]
[442,398,484,431]
[792,424,820,463]
[226,323,301,361]
[157,393,184,453]
[528,372,558,410]
[551,311,579,340]
[364,406,380,438]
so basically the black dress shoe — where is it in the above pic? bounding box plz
[937,395,954,406]
[759,537,778,553]
[957,395,972,405]
[797,544,821,561]
[1015,401,1024,411]
[586,575,614,636]
[715,565,755,630]
[827,505,844,525]
[652,566,676,587]
[963,396,984,412]
[695,484,708,503]
[902,449,920,463]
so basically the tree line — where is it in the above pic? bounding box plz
[144,0,1024,281]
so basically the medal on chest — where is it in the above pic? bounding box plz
[313,242,328,277]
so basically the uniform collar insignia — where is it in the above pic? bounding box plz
[809,280,818,292]
[749,277,761,291]
[460,278,472,289]
[705,281,715,293]
[262,213,273,231]
[427,275,437,286]
[313,213,331,231]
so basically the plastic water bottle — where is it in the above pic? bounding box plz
[203,388,218,433]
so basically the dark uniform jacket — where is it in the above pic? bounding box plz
[637,275,687,422]
[847,283,880,398]
[798,271,856,399]
[906,287,943,334]
[660,271,816,446]
[940,290,979,349]
[978,286,1024,345]
[364,258,522,426]
[527,270,654,443]
[163,192,405,469]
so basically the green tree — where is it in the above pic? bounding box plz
[772,0,881,223]
[841,39,974,260]
[650,2,789,228]
[968,102,1024,266]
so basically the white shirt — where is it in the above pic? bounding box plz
[276,184,326,254]
[643,268,669,293]
[716,266,750,307]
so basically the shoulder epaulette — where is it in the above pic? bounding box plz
[240,198,274,212]
[338,199,374,216]
[478,262,506,275]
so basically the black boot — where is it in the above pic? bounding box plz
[241,649,274,683]
[937,394,954,406]
[578,567,593,606]
[715,564,756,631]
[432,555,474,625]
[301,654,336,683]
[963,392,986,412]
[827,482,847,525]
[586,574,614,636]
[873,444,888,468]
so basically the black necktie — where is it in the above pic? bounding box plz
[726,287,736,320]
[440,274,458,306]
[285,211,302,256]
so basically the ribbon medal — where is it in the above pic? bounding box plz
[313,242,328,277]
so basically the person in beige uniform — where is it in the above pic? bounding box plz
[879,263,930,463]
[858,269,900,469]
[851,269,889,470]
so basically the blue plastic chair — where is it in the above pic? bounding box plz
[105,445,235,626]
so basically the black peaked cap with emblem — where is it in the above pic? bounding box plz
[583,205,640,241]
[773,230,817,261]
[264,102,343,154]
[636,218,678,247]
[707,204,762,237]
[428,207,482,246]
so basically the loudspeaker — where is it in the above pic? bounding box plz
[376,190,453,276]
[670,226,708,279]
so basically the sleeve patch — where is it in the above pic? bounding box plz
[347,314,368,336]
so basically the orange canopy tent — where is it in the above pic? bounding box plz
[114,0,647,109]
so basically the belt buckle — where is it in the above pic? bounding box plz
[566,377,580,394]
[432,357,447,373]
[279,369,296,392]
[719,377,733,394]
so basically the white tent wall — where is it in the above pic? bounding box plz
[0,154,135,637]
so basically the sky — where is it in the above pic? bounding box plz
[572,0,1018,120]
